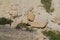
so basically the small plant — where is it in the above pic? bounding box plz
[42,30,60,40]
[41,0,54,13]
[15,23,35,32]
[0,17,13,25]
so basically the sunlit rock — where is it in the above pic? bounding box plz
[27,12,35,22]
[29,21,47,28]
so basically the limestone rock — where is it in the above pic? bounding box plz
[54,17,60,23]
[47,21,60,31]
[52,9,60,23]
[11,22,18,28]
[11,16,28,28]
[27,12,35,22]
[11,17,22,28]
[29,21,47,28]
[29,12,49,28]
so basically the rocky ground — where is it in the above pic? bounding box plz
[0,0,60,40]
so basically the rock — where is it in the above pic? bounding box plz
[11,16,28,28]
[11,17,23,28]
[52,10,60,23]
[27,12,35,22]
[29,21,47,28]
[28,13,48,28]
[11,22,19,28]
[47,21,60,31]
[54,17,60,23]
[22,16,28,23]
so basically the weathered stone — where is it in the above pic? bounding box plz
[11,22,18,28]
[27,12,35,22]
[54,17,60,23]
[11,17,23,28]
[47,21,60,31]
[11,16,28,28]
[52,9,60,23]
[29,21,47,28]
[29,12,49,28]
